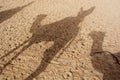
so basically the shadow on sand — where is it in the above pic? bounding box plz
[0,1,33,24]
[0,7,95,79]
[89,31,120,80]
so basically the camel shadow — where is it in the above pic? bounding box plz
[89,31,120,80]
[0,7,95,79]
[25,6,95,80]
[0,1,33,24]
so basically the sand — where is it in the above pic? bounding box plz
[0,0,120,80]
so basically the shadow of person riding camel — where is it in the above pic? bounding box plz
[89,31,120,80]
[0,7,95,79]
[0,1,33,24]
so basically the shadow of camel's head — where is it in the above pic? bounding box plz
[89,31,105,40]
[30,14,47,33]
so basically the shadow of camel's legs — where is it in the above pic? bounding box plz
[0,40,29,60]
[25,41,65,80]
[0,42,32,74]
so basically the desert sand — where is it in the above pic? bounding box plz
[0,0,120,80]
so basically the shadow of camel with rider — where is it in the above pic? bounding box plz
[89,31,120,80]
[0,7,95,79]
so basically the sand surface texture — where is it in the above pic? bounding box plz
[0,0,120,80]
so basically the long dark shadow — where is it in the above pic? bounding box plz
[25,6,95,80]
[0,6,95,79]
[0,40,29,60]
[0,1,34,24]
[0,40,29,74]
[89,31,120,80]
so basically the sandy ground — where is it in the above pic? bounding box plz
[0,0,120,80]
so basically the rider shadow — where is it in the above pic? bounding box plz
[0,2,33,24]
[89,31,120,80]
[0,7,95,79]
